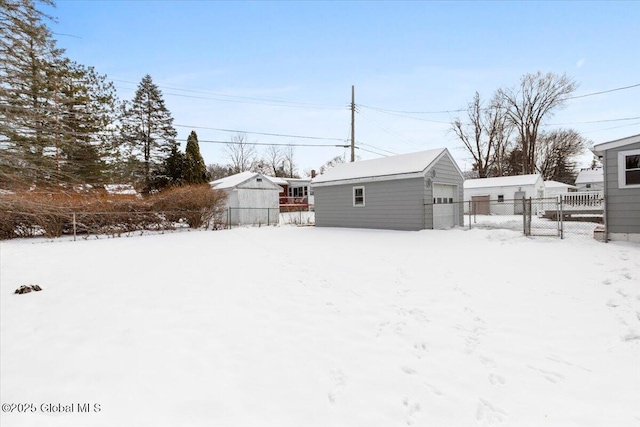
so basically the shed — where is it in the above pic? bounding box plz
[311,148,464,230]
[463,174,545,215]
[575,168,604,192]
[210,171,283,226]
[592,134,640,243]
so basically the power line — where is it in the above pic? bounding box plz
[112,79,344,110]
[566,83,640,100]
[544,116,640,126]
[181,138,349,148]
[173,123,345,142]
[359,82,640,115]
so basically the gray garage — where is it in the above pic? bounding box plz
[311,148,464,231]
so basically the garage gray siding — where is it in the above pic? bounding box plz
[425,155,464,228]
[604,141,640,234]
[314,177,426,230]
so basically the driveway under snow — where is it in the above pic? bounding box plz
[1,226,639,426]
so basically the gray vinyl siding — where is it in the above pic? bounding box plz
[604,141,640,234]
[314,153,464,231]
[315,177,426,230]
[427,154,464,227]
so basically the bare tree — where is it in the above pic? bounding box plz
[451,92,512,178]
[536,129,586,184]
[499,72,577,174]
[282,143,298,178]
[225,133,256,173]
[264,145,285,177]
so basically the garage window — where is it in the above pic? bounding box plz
[618,149,640,188]
[353,186,365,207]
[497,195,504,203]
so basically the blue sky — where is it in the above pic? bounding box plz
[46,0,640,174]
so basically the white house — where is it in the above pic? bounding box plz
[210,171,283,226]
[575,168,604,192]
[543,180,578,198]
[463,174,545,215]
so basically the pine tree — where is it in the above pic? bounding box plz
[0,0,63,186]
[183,131,208,184]
[118,74,177,192]
[55,60,118,185]
[162,143,185,186]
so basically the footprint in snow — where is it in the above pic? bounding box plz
[488,373,506,386]
[476,398,507,425]
[413,342,429,359]
[403,397,421,426]
[327,369,347,405]
[527,365,564,383]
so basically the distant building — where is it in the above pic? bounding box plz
[575,168,604,192]
[210,171,282,226]
[463,174,545,215]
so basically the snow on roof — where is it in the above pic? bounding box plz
[312,148,447,184]
[464,174,541,189]
[544,180,578,189]
[211,171,259,189]
[575,168,603,184]
[211,171,283,190]
[266,176,288,185]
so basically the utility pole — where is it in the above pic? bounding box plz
[350,85,355,162]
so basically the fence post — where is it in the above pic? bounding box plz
[559,196,564,239]
[73,212,77,241]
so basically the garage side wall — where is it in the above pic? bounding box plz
[314,177,425,230]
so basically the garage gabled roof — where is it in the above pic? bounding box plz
[210,171,282,191]
[312,148,459,185]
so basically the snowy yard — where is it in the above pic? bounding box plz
[1,226,639,427]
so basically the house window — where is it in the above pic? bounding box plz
[586,183,591,189]
[497,195,504,203]
[618,149,640,188]
[353,186,365,206]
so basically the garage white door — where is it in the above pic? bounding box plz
[432,184,457,229]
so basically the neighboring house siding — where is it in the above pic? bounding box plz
[605,141,640,235]
[314,177,426,230]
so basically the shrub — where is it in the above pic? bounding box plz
[151,184,227,229]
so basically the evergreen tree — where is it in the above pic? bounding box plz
[118,74,177,192]
[183,131,208,184]
[55,60,118,185]
[162,143,185,186]
[0,0,62,186]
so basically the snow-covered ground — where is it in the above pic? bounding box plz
[1,226,639,427]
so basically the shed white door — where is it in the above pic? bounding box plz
[432,184,456,229]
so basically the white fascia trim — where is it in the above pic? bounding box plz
[311,172,424,188]
[593,134,640,155]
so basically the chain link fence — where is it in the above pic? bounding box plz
[465,197,604,238]
[1,206,316,240]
